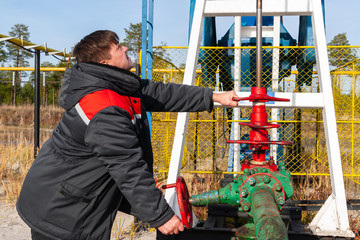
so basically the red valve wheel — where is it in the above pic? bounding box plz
[161,176,193,229]
[176,176,193,229]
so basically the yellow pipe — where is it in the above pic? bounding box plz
[0,67,137,72]
[154,119,360,124]
[153,45,360,50]
[154,118,360,124]
[0,33,71,58]
[2,66,359,76]
[156,170,244,175]
[331,71,360,75]
[0,67,66,71]
[154,170,360,178]
[351,63,355,175]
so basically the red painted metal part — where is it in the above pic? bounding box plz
[233,86,290,103]
[239,122,280,129]
[227,140,293,146]
[176,176,193,229]
[240,157,278,171]
[162,177,193,229]
[228,87,293,171]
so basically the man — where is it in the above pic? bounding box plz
[17,30,238,240]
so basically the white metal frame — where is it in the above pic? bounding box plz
[233,16,241,174]
[270,16,281,162]
[164,0,354,237]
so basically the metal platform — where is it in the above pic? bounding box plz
[157,199,359,240]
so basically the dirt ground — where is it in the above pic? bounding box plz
[0,201,156,240]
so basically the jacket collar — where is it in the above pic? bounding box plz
[59,62,142,110]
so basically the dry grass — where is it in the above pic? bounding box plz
[111,216,138,240]
[0,141,33,203]
[292,175,360,239]
[0,104,64,129]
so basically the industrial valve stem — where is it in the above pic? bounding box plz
[228,86,293,171]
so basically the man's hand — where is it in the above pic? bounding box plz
[158,214,185,235]
[212,90,238,107]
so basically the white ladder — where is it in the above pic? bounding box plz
[164,0,354,237]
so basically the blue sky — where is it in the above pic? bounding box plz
[0,0,359,65]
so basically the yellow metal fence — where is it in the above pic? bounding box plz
[0,46,358,180]
[150,46,360,181]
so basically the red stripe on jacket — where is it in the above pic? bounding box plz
[78,89,141,122]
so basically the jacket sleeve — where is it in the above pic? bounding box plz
[140,79,214,112]
[84,106,174,228]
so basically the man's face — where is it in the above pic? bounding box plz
[101,43,134,70]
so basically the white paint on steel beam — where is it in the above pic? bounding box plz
[24,44,42,49]
[164,0,205,227]
[43,72,46,87]
[308,0,354,237]
[270,16,281,162]
[48,51,61,55]
[240,26,274,38]
[204,0,313,17]
[233,16,242,174]
[0,37,14,42]
[12,72,15,86]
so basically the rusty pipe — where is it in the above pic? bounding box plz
[250,188,288,240]
[256,0,263,88]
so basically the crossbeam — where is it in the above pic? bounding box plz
[214,92,325,109]
[204,0,313,16]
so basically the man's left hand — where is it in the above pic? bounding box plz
[212,90,238,107]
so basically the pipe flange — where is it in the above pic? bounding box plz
[238,172,286,217]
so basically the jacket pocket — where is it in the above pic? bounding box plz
[39,183,97,238]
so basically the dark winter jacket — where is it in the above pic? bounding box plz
[17,62,214,240]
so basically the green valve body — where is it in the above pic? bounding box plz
[189,163,293,239]
[190,162,293,216]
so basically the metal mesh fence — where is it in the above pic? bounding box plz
[0,46,358,181]
[150,46,360,182]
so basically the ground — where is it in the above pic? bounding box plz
[0,201,156,240]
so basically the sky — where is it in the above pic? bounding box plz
[0,0,359,66]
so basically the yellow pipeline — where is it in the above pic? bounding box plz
[351,62,356,175]
[156,45,360,49]
[4,66,360,76]
[154,170,360,177]
[0,67,66,71]
[0,33,71,58]
[0,67,137,72]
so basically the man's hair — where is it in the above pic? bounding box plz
[72,30,119,63]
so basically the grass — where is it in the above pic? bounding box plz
[0,141,33,203]
[0,104,359,239]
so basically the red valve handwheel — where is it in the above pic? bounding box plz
[161,176,193,229]
[176,176,193,229]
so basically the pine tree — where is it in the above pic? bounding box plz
[328,33,357,68]
[0,41,6,62]
[120,22,169,66]
[6,24,33,105]
[6,24,33,68]
[120,22,142,63]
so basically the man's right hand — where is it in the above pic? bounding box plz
[157,214,185,235]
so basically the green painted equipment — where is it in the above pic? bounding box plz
[189,162,293,216]
[189,162,293,239]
